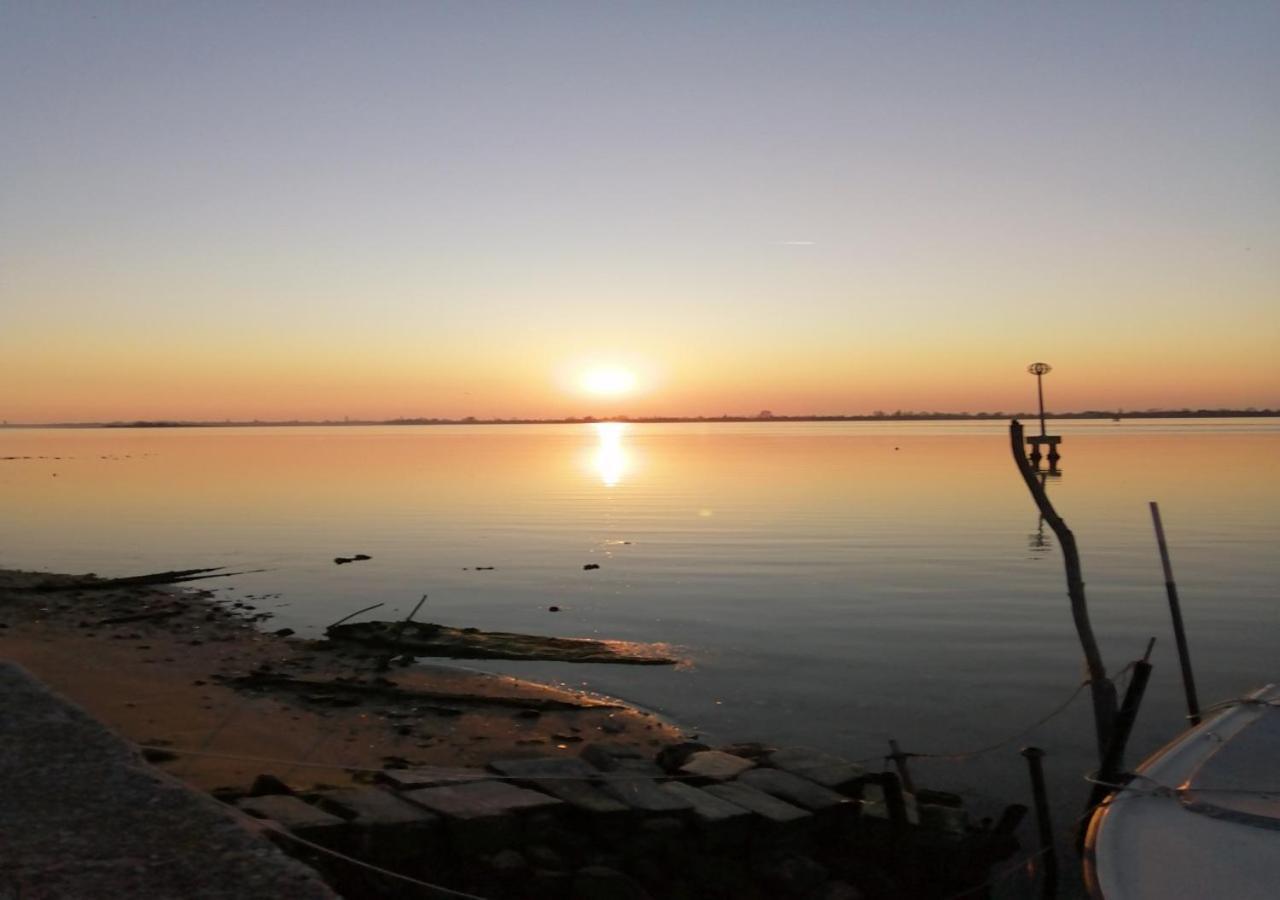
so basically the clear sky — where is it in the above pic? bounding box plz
[2,2,1277,422]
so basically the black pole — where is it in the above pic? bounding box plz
[1150,502,1201,726]
[1084,651,1154,817]
[1021,747,1058,899]
[1037,373,1047,437]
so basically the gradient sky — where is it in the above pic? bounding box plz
[2,2,1277,422]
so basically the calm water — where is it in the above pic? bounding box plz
[3,420,1277,893]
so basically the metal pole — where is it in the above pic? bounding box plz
[1021,747,1058,899]
[1037,373,1047,437]
[1150,502,1201,726]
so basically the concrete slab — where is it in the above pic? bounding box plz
[313,787,440,827]
[0,661,334,899]
[703,783,811,824]
[737,768,854,812]
[377,765,490,790]
[678,750,756,781]
[402,780,563,820]
[236,795,348,843]
[660,781,752,826]
[765,747,865,792]
[599,777,693,813]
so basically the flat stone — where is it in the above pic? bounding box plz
[737,768,853,812]
[236,795,347,837]
[402,780,563,820]
[660,782,752,826]
[488,757,599,780]
[678,750,756,781]
[377,765,490,790]
[702,783,811,824]
[313,787,439,827]
[606,758,666,778]
[765,747,865,791]
[599,778,694,813]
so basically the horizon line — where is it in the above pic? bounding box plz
[4,406,1278,429]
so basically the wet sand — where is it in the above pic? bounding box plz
[0,569,683,793]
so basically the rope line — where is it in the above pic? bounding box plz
[903,680,1089,762]
[235,810,489,899]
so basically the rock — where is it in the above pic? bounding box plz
[235,795,346,845]
[737,768,854,812]
[756,854,829,896]
[401,780,563,820]
[525,843,566,871]
[678,750,756,781]
[656,741,709,772]
[582,563,600,570]
[488,757,629,816]
[402,780,562,855]
[272,628,295,637]
[313,787,440,861]
[702,783,811,825]
[718,741,775,761]
[249,774,295,797]
[487,848,527,873]
[598,778,693,814]
[572,865,650,900]
[765,747,866,792]
[659,781,751,828]
[377,765,490,790]
[807,880,865,900]
[548,605,560,612]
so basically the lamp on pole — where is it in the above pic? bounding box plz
[1027,362,1052,437]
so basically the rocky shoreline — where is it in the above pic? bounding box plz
[1,568,1024,898]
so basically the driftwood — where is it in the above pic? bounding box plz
[326,620,679,666]
[1009,419,1117,761]
[222,672,622,711]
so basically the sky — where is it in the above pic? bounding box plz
[2,2,1277,422]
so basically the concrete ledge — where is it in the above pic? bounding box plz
[0,661,335,899]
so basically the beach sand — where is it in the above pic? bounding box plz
[0,568,683,793]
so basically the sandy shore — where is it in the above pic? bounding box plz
[0,568,683,793]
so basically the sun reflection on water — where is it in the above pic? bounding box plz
[592,421,628,487]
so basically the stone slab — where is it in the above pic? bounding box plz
[0,661,334,899]
[236,795,348,836]
[678,750,756,781]
[402,780,563,820]
[313,787,440,827]
[488,757,599,780]
[378,765,491,790]
[599,777,694,813]
[660,781,752,826]
[764,747,865,791]
[703,783,811,824]
[737,768,853,812]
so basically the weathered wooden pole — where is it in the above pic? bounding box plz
[1083,640,1154,819]
[887,739,916,794]
[1149,502,1201,726]
[1021,746,1058,899]
[1009,419,1117,761]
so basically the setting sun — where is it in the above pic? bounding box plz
[580,366,637,397]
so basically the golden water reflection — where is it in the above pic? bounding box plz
[592,422,628,487]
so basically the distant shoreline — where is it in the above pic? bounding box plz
[2,408,1277,429]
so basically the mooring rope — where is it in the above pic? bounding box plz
[900,679,1090,762]
[232,808,490,899]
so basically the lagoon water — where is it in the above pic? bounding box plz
[3,419,1277,892]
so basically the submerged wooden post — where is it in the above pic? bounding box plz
[1150,502,1201,726]
[1009,419,1117,762]
[1020,747,1058,899]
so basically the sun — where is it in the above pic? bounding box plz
[580,366,637,396]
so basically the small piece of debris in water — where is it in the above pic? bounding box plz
[583,564,600,571]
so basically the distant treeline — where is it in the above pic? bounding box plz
[5,408,1275,428]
